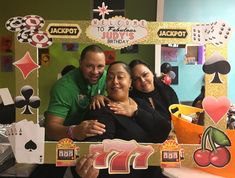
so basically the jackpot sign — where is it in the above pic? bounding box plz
[46,23,82,39]
[86,17,148,49]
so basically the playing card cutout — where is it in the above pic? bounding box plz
[0,88,14,106]
[25,140,37,151]
[13,52,40,79]
[202,96,230,124]
[19,128,22,135]
[203,52,230,83]
[15,85,40,114]
[6,119,45,164]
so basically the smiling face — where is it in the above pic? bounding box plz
[131,64,155,93]
[106,63,132,102]
[79,51,105,85]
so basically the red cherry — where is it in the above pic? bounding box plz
[193,149,211,167]
[210,146,230,167]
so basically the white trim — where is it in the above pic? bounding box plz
[155,0,164,76]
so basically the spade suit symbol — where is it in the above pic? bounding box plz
[203,52,230,83]
[25,140,37,152]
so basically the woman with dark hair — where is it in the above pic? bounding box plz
[129,59,179,123]
[77,61,171,178]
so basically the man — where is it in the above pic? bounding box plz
[31,44,107,178]
[45,44,106,141]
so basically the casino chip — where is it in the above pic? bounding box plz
[5,16,24,32]
[17,29,38,43]
[28,31,53,48]
[22,15,45,30]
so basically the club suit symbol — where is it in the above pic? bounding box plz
[15,85,40,114]
[24,140,37,152]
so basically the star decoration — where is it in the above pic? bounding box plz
[93,2,113,19]
[13,52,40,79]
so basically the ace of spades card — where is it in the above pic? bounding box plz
[14,120,45,164]
[6,119,30,155]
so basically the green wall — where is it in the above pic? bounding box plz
[0,0,156,115]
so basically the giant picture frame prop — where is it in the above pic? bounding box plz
[14,18,232,172]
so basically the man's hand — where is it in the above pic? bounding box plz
[76,154,99,178]
[90,95,111,110]
[72,120,106,140]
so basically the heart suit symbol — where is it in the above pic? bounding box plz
[202,96,230,124]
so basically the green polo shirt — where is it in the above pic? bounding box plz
[45,68,106,126]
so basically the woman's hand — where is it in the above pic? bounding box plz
[72,120,106,140]
[76,154,99,178]
[90,95,111,110]
[108,98,138,117]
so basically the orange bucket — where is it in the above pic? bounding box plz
[169,104,204,144]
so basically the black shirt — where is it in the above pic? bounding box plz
[84,98,171,178]
[130,79,179,123]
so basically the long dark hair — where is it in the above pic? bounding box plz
[129,59,178,107]
[129,59,158,85]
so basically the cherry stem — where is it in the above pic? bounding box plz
[208,127,217,153]
[202,126,212,150]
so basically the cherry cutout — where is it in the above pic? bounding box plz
[193,126,231,168]
[210,146,231,167]
[194,149,211,167]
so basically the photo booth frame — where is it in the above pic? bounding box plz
[13,19,229,169]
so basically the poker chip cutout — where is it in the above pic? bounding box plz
[5,16,24,32]
[28,31,53,48]
[17,29,38,43]
[22,15,45,30]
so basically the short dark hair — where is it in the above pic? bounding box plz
[107,61,131,76]
[80,44,104,61]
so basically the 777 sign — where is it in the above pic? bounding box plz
[89,139,154,174]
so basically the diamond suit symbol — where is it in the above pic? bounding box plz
[13,52,40,79]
